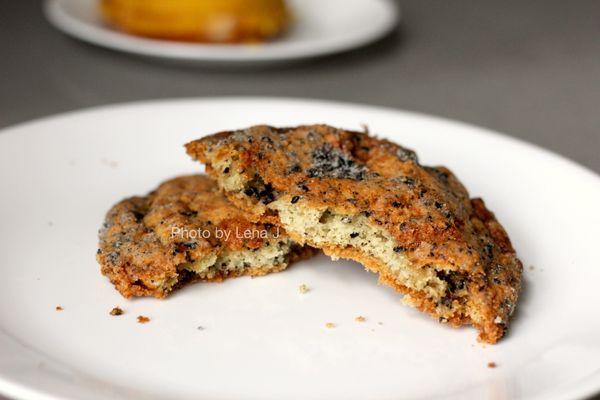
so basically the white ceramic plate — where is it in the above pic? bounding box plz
[43,0,398,63]
[0,98,599,400]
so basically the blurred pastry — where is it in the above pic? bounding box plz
[100,0,290,43]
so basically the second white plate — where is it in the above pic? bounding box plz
[44,0,399,63]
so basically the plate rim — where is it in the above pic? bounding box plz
[2,96,599,186]
[43,0,400,62]
[0,97,599,400]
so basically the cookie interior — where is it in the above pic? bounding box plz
[179,238,294,280]
[204,159,473,326]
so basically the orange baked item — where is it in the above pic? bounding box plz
[101,0,290,43]
[186,125,523,343]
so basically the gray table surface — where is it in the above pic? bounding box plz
[1,0,599,399]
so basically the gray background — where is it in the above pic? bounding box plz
[1,0,599,174]
[0,0,599,399]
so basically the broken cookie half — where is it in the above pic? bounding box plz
[186,124,523,343]
[97,174,312,298]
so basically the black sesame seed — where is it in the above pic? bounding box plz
[350,232,359,238]
[393,246,406,253]
[291,196,300,204]
[392,201,402,208]
[396,147,419,163]
[484,244,494,258]
[306,143,367,180]
[258,184,276,204]
[107,251,120,264]
[131,210,144,222]
[223,167,230,174]
[288,164,302,173]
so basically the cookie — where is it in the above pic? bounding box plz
[97,174,312,298]
[186,125,523,343]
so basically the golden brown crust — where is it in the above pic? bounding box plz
[186,125,523,343]
[101,0,290,43]
[97,174,311,298]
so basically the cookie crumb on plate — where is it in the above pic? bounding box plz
[55,306,63,311]
[299,284,309,294]
[355,316,366,322]
[325,322,336,329]
[110,307,123,316]
[137,315,150,324]
[487,362,497,368]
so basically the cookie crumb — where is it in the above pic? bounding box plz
[529,265,535,271]
[299,284,310,294]
[325,322,336,329]
[377,321,383,325]
[137,315,150,324]
[487,362,497,368]
[355,316,366,322]
[197,326,205,331]
[110,307,123,316]
[55,306,63,311]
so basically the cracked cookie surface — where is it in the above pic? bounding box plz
[97,174,312,298]
[186,124,523,343]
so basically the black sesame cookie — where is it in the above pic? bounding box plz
[186,125,523,343]
[97,174,313,298]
